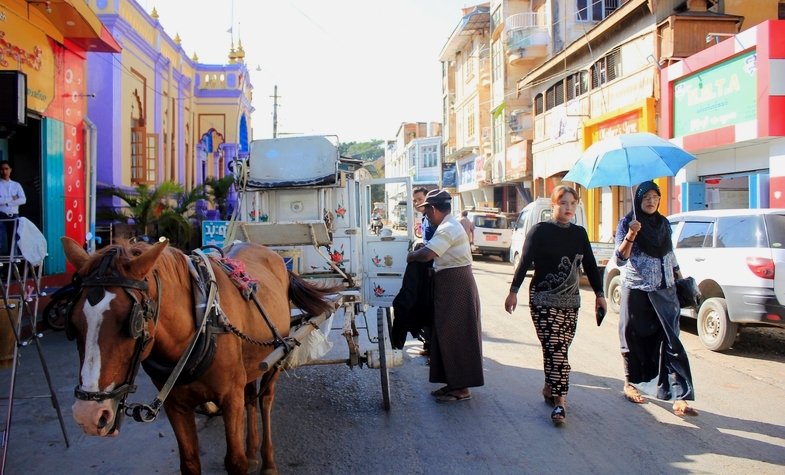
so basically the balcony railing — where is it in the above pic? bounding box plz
[505,12,539,31]
[504,12,549,59]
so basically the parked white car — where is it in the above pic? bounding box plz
[603,208,785,351]
[465,207,512,261]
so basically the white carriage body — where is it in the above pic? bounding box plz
[229,136,413,307]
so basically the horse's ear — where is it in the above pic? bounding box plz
[61,236,90,270]
[126,239,168,278]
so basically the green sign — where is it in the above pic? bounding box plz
[673,50,757,137]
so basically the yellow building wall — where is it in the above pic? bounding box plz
[724,0,782,31]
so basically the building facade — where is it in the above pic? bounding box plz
[383,121,442,207]
[0,0,120,273]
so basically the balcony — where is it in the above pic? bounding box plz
[505,13,549,64]
[657,13,742,61]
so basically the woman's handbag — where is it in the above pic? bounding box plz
[676,277,701,308]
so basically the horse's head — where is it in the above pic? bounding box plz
[61,237,167,436]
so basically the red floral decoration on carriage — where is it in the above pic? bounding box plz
[335,204,347,219]
[373,284,385,297]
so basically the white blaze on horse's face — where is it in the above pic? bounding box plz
[80,290,116,392]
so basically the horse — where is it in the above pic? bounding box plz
[60,237,339,474]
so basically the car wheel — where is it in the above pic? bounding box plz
[607,275,621,314]
[696,297,738,351]
[512,252,521,269]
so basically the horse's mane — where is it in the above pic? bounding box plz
[86,240,191,286]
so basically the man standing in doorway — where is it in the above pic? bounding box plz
[0,160,26,256]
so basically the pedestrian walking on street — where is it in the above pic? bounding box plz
[407,189,483,403]
[504,185,606,424]
[458,210,475,249]
[614,180,697,416]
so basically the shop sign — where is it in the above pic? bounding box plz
[594,110,640,142]
[0,8,55,114]
[673,50,757,137]
[202,220,228,247]
[441,162,456,188]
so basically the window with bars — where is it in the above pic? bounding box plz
[576,0,619,22]
[566,71,588,100]
[467,111,476,139]
[535,94,544,115]
[131,127,158,185]
[422,145,438,168]
[590,49,621,89]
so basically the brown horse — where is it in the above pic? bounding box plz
[61,237,338,474]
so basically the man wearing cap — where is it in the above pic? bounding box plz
[407,189,483,402]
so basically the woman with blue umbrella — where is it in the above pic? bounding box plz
[614,181,697,416]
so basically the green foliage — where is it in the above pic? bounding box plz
[338,140,384,161]
[203,175,236,220]
[98,181,198,250]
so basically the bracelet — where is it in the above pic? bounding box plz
[625,238,635,243]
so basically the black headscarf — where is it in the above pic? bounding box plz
[624,181,672,258]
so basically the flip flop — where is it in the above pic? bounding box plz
[623,384,646,404]
[673,400,699,416]
[435,391,472,403]
[551,405,566,425]
[430,386,451,397]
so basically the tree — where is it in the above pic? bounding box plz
[339,140,384,161]
[203,175,236,220]
[98,181,198,249]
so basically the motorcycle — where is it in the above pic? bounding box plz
[370,215,383,235]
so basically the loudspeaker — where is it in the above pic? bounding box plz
[0,71,27,126]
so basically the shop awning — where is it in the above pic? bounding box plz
[29,0,121,53]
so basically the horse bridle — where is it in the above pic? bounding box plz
[71,249,161,430]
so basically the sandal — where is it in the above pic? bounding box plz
[430,386,451,397]
[551,405,566,425]
[673,400,698,417]
[542,384,555,406]
[623,383,646,404]
[435,390,472,403]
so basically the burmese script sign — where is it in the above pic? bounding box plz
[673,50,757,137]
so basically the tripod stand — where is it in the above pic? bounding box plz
[0,218,69,474]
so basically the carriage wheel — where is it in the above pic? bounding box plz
[377,307,391,411]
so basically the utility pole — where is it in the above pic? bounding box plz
[271,85,280,138]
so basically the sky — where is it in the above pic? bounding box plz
[144,0,473,143]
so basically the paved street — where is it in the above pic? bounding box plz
[2,257,785,474]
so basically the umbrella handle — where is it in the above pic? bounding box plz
[630,186,636,221]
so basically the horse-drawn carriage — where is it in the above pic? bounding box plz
[55,136,416,474]
[226,135,414,407]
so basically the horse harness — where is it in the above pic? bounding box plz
[65,247,293,429]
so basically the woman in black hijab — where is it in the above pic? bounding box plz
[614,181,697,416]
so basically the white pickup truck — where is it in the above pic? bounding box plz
[508,197,614,272]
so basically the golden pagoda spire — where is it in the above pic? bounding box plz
[192,52,199,62]
[151,7,159,20]
[228,40,238,64]
[236,38,246,63]
[174,33,181,45]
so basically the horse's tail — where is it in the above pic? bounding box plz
[287,272,343,317]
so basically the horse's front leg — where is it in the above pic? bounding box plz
[165,402,201,475]
[259,368,282,475]
[222,388,250,475]
[245,381,261,473]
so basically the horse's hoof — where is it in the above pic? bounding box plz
[246,458,260,474]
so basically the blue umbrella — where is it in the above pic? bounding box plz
[563,133,697,188]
